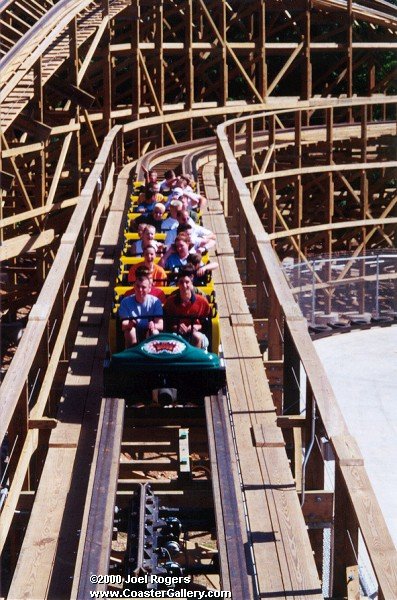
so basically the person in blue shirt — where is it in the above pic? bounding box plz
[164,233,191,268]
[137,191,165,214]
[119,275,163,347]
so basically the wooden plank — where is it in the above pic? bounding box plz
[213,232,235,255]
[252,424,286,447]
[214,255,242,284]
[331,435,364,466]
[30,176,113,423]
[75,398,124,597]
[224,372,288,593]
[346,565,360,600]
[0,197,79,229]
[277,415,306,429]
[205,395,259,595]
[256,445,323,598]
[7,133,126,597]
[230,313,254,327]
[47,79,95,108]
[219,317,262,360]
[7,447,77,600]
[0,430,38,554]
[28,418,57,430]
[219,282,252,315]
[247,159,397,184]
[339,465,397,598]
[202,154,322,598]
[14,114,52,141]
[1,141,44,158]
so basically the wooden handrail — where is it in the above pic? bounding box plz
[0,126,122,451]
[216,98,397,597]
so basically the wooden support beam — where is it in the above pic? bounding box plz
[185,0,194,114]
[102,4,112,133]
[198,0,265,104]
[82,109,99,148]
[47,79,95,109]
[258,0,267,98]
[0,131,41,230]
[77,17,110,86]
[0,197,79,229]
[333,195,397,283]
[0,169,15,190]
[300,490,334,524]
[14,115,52,142]
[219,0,228,106]
[302,3,312,100]
[0,230,56,261]
[277,415,306,429]
[138,50,177,144]
[0,430,39,554]
[28,418,58,430]
[46,125,74,206]
[267,43,304,96]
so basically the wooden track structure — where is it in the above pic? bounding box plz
[1,0,397,598]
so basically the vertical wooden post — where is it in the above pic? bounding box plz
[155,0,164,146]
[34,57,47,284]
[229,122,236,155]
[368,64,375,118]
[359,104,368,311]
[294,111,302,256]
[241,118,254,188]
[324,173,334,313]
[258,0,267,99]
[102,0,112,134]
[360,104,368,163]
[268,282,283,362]
[246,230,259,285]
[247,117,254,175]
[69,17,81,196]
[347,0,353,121]
[185,0,194,139]
[326,107,334,175]
[294,110,302,171]
[220,0,228,106]
[332,466,359,598]
[358,172,368,312]
[267,114,276,234]
[256,256,266,320]
[7,387,29,484]
[302,2,312,101]
[283,323,300,416]
[131,0,140,157]
[34,58,46,210]
[304,386,326,580]
[326,111,334,311]
[216,136,223,190]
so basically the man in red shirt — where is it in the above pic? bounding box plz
[163,265,211,348]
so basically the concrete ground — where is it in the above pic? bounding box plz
[314,325,397,548]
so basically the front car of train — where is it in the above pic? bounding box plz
[104,332,225,403]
